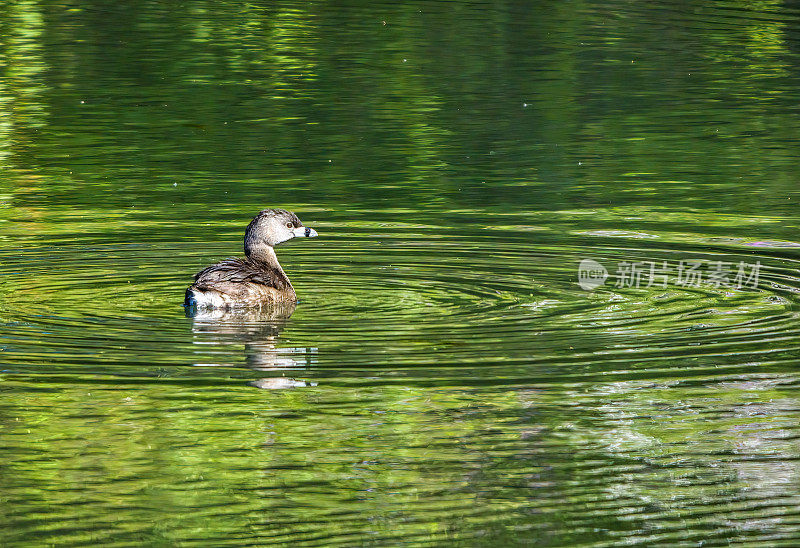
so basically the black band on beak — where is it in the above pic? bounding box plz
[305,227,312,237]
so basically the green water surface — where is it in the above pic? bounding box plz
[2,0,800,545]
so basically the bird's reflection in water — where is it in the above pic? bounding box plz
[187,303,317,389]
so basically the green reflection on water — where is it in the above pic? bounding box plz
[2,0,800,545]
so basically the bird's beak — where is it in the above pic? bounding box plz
[293,226,318,238]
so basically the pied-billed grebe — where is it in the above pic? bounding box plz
[184,208,318,309]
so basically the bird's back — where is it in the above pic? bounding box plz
[185,258,295,308]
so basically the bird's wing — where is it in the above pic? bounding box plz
[193,258,282,288]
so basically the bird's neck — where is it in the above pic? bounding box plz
[248,246,293,288]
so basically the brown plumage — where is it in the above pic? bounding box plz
[185,208,318,309]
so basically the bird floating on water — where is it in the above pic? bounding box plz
[184,208,318,309]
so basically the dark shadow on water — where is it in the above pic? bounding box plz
[186,303,317,389]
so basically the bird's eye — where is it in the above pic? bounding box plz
[286,222,293,229]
